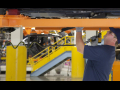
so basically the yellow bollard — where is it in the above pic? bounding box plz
[6,46,27,81]
[109,73,111,81]
[71,46,85,79]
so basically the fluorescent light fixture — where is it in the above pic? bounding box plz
[23,27,25,29]
[31,27,35,30]
[82,31,85,35]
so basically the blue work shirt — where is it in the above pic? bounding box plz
[83,45,115,81]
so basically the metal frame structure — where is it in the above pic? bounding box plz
[0,15,120,30]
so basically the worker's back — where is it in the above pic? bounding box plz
[83,45,115,81]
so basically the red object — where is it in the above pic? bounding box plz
[99,28,101,33]
[8,9,20,15]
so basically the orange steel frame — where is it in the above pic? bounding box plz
[2,14,119,36]
[0,15,120,30]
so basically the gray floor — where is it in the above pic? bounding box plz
[0,74,83,81]
[30,75,83,81]
[0,67,83,81]
[0,61,83,81]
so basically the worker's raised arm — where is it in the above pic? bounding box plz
[76,27,85,54]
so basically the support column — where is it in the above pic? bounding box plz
[6,27,27,81]
[71,46,85,78]
[72,30,84,79]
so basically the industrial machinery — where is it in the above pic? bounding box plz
[0,26,74,64]
[0,28,14,58]
[24,34,61,59]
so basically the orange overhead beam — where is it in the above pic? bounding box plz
[0,15,120,30]
[0,15,30,27]
[22,19,120,28]
[35,27,65,30]
[35,27,110,30]
[83,27,110,30]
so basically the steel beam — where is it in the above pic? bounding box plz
[21,19,120,28]
[0,15,120,30]
[35,27,110,30]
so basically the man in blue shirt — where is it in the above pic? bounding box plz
[76,27,118,81]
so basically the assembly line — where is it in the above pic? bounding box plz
[0,8,120,81]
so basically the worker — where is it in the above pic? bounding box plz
[76,27,118,81]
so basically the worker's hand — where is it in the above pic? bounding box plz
[76,27,84,32]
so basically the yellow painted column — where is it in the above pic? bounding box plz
[109,73,111,81]
[6,46,27,81]
[71,46,85,79]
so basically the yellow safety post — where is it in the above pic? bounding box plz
[71,46,85,79]
[6,46,27,81]
[109,73,111,81]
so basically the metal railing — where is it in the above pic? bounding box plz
[27,36,74,67]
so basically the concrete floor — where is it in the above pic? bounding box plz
[0,67,83,81]
[0,61,84,81]
[0,74,83,81]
